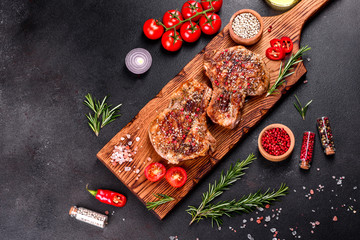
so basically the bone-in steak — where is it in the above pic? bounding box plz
[204,46,270,129]
[149,79,215,164]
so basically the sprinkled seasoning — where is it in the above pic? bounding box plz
[299,131,315,170]
[110,136,138,168]
[69,206,108,228]
[232,13,261,39]
[316,116,336,155]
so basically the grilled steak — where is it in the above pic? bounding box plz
[204,46,270,129]
[149,79,215,164]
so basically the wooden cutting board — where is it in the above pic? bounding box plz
[97,0,329,220]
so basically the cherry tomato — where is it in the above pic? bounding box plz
[181,1,203,22]
[270,38,282,49]
[163,10,184,30]
[165,167,187,188]
[161,30,183,52]
[199,13,222,35]
[266,47,285,61]
[201,0,223,12]
[143,19,164,40]
[180,21,201,42]
[144,162,166,182]
[280,37,293,53]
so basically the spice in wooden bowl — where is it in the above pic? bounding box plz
[229,9,263,46]
[258,123,295,162]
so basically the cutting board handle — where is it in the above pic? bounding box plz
[283,0,330,28]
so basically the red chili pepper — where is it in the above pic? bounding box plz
[270,38,282,48]
[280,36,293,53]
[86,184,127,207]
[266,46,285,61]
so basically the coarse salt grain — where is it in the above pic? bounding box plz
[124,167,131,171]
[136,137,140,142]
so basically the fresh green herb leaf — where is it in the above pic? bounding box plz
[84,93,122,136]
[187,154,256,226]
[190,183,288,227]
[266,46,311,97]
[101,103,122,128]
[146,194,175,210]
[294,95,313,120]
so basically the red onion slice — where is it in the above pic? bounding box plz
[125,48,152,74]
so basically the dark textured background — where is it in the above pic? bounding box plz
[1,0,359,239]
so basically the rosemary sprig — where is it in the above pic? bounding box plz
[101,103,122,128]
[187,154,256,225]
[189,183,288,227]
[294,95,313,120]
[266,45,311,97]
[146,194,174,210]
[84,93,121,136]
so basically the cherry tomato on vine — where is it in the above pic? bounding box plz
[199,13,222,35]
[143,19,164,40]
[180,21,201,42]
[161,30,183,52]
[181,0,203,22]
[165,167,187,188]
[163,10,184,30]
[144,162,166,182]
[201,0,223,12]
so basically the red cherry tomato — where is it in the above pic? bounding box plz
[270,38,282,49]
[181,1,203,22]
[144,162,166,182]
[266,47,285,61]
[280,37,293,53]
[161,30,183,52]
[165,167,187,188]
[143,19,164,40]
[199,13,222,35]
[180,21,201,42]
[201,0,223,12]
[162,10,184,30]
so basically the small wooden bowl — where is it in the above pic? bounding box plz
[258,124,295,162]
[229,9,263,46]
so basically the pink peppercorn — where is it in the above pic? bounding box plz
[299,131,315,170]
[261,128,290,156]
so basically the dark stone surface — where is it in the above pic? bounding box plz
[1,0,359,239]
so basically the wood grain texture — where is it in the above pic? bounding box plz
[97,0,329,220]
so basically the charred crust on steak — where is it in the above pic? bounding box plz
[204,46,270,129]
[149,79,216,164]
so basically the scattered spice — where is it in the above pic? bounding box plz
[261,128,290,156]
[332,216,338,221]
[299,131,315,170]
[316,116,336,155]
[110,136,138,168]
[232,13,260,39]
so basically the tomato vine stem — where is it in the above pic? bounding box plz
[158,6,215,32]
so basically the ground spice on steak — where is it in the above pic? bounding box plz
[261,128,290,156]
